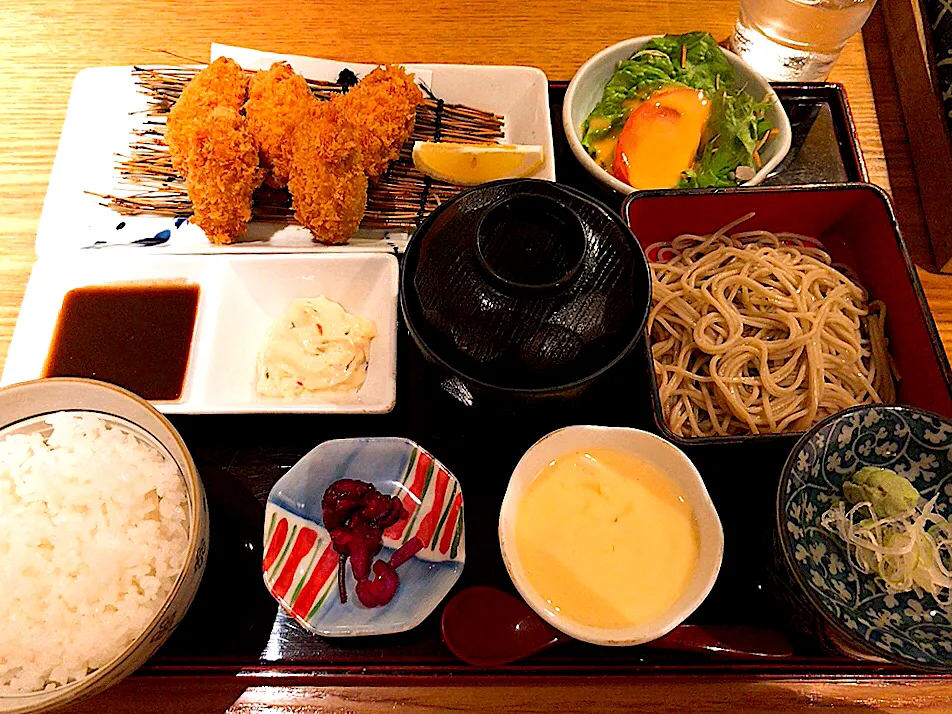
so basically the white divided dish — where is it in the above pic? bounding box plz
[35,47,555,256]
[1,253,397,414]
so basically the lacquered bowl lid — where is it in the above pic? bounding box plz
[401,179,651,395]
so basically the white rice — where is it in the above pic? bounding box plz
[0,412,189,694]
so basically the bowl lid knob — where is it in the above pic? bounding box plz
[474,194,586,296]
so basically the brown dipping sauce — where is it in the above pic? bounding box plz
[43,282,200,401]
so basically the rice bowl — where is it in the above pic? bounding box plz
[0,378,207,714]
[0,412,189,693]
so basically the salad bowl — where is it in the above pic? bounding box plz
[563,35,792,195]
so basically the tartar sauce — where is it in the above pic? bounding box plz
[256,296,376,398]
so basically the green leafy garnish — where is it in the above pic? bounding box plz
[580,32,773,187]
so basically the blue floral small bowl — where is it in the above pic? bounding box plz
[263,437,465,637]
[776,404,952,671]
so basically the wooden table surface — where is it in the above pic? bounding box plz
[3,0,952,711]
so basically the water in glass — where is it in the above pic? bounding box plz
[730,0,877,81]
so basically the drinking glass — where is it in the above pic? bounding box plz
[729,0,878,81]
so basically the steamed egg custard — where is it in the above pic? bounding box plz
[514,448,700,629]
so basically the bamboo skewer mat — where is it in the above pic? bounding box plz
[91,66,506,232]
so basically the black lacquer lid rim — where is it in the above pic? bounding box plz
[401,178,652,396]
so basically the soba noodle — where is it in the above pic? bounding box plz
[647,215,896,437]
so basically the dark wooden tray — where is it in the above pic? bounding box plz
[146,82,916,682]
[549,81,866,209]
[881,0,952,272]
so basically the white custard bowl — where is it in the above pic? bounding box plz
[498,425,723,646]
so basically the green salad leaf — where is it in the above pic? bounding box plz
[580,31,773,188]
[642,32,732,95]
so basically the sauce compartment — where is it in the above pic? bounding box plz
[197,253,397,414]
[2,256,214,407]
[44,282,201,401]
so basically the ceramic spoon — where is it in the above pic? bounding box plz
[441,586,793,667]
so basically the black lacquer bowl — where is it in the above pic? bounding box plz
[401,179,651,405]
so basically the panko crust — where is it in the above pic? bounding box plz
[176,106,261,245]
[245,62,320,188]
[288,103,368,245]
[333,65,424,180]
[165,60,421,246]
[167,57,249,180]
[174,56,248,111]
[166,57,261,244]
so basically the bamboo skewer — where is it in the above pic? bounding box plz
[92,65,506,231]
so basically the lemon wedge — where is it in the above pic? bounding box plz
[412,142,545,185]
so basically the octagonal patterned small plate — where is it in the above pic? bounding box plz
[263,437,465,637]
